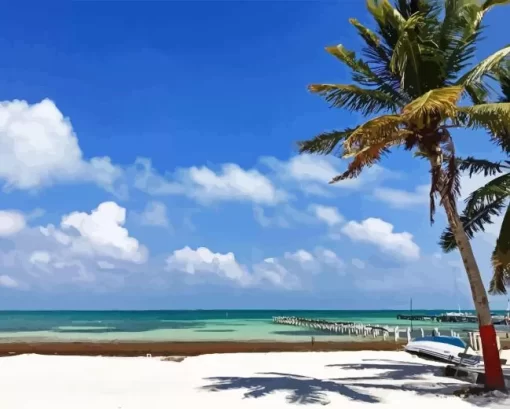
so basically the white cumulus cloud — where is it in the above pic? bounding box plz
[284,155,340,184]
[0,274,19,288]
[342,217,420,260]
[0,210,26,236]
[0,99,123,192]
[187,164,283,204]
[309,204,343,226]
[318,248,345,270]
[252,257,300,289]
[166,246,335,289]
[284,248,344,274]
[41,201,147,263]
[134,158,284,205]
[285,249,314,263]
[166,246,251,285]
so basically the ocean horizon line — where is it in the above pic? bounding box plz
[0,308,489,312]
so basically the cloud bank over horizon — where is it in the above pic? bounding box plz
[0,97,505,309]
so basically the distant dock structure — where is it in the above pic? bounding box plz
[397,312,506,324]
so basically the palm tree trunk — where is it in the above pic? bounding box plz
[443,198,505,390]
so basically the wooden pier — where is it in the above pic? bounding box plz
[272,316,461,343]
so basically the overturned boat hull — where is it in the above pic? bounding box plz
[405,336,481,366]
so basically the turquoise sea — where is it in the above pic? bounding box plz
[1,310,507,343]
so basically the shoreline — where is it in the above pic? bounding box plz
[0,340,409,356]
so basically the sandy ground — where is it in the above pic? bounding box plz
[0,350,509,409]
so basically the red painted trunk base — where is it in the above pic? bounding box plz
[479,324,505,390]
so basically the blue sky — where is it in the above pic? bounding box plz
[0,1,509,310]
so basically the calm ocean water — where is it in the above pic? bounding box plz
[1,310,506,343]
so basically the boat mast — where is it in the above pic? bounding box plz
[410,297,413,331]
[453,267,461,313]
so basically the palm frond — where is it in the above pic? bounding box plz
[366,0,386,24]
[349,18,405,100]
[470,0,510,28]
[331,140,392,183]
[489,257,510,294]
[440,164,510,251]
[325,42,405,103]
[387,2,445,96]
[390,8,445,95]
[325,44,375,78]
[360,1,443,97]
[308,83,399,115]
[495,61,510,102]
[367,0,406,30]
[457,156,509,177]
[458,45,510,89]
[465,82,490,105]
[367,0,407,63]
[342,114,404,153]
[460,103,510,132]
[349,18,380,47]
[297,128,355,156]
[460,103,510,152]
[396,0,441,19]
[401,86,463,128]
[482,0,510,11]
[440,1,484,88]
[466,172,510,210]
[413,150,430,160]
[439,195,508,252]
[489,203,510,294]
[440,0,474,45]
[390,13,427,94]
[380,0,406,28]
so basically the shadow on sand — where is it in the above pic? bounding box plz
[200,359,503,406]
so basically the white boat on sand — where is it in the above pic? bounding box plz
[405,336,482,366]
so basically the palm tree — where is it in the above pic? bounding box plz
[440,63,510,295]
[299,0,510,389]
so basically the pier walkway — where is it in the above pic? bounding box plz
[272,316,449,342]
[272,316,509,347]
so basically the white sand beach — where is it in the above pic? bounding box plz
[0,350,508,409]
